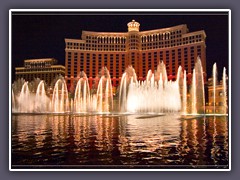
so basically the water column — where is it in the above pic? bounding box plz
[176,66,188,115]
[191,69,197,114]
[182,70,187,115]
[75,79,82,112]
[120,63,181,113]
[12,89,16,112]
[201,66,206,114]
[119,66,138,112]
[52,79,69,113]
[105,78,113,112]
[96,67,113,113]
[35,80,49,112]
[74,75,91,112]
[52,80,59,112]
[146,70,152,84]
[213,63,217,114]
[18,82,32,113]
[96,77,103,112]
[194,57,205,114]
[119,73,127,112]
[222,67,228,114]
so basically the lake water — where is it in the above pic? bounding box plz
[11,114,229,169]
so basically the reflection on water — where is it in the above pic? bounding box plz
[11,114,228,169]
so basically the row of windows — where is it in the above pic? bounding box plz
[141,38,203,50]
[68,61,198,78]
[210,91,225,97]
[66,32,203,51]
[16,73,64,85]
[66,45,203,78]
[182,35,203,45]
[66,43,126,51]
[24,63,54,69]
[17,74,57,77]
[68,63,189,79]
[141,30,183,43]
[208,102,225,106]
[67,53,127,61]
[16,68,65,73]
[66,42,85,50]
[84,29,183,44]
[85,35,127,44]
[67,39,204,52]
[68,60,126,69]
[69,66,126,77]
[66,39,204,51]
[67,46,202,66]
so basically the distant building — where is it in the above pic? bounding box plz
[206,78,228,114]
[15,58,65,86]
[65,20,206,88]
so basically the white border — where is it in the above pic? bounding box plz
[228,9,231,171]
[9,9,231,172]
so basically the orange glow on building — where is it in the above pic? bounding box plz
[15,58,65,86]
[65,20,206,89]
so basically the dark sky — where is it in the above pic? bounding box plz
[11,11,229,81]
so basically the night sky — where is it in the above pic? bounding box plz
[11,11,229,82]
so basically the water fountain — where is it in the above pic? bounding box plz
[11,57,228,116]
[12,89,16,112]
[182,70,187,115]
[194,57,205,114]
[222,67,228,114]
[187,57,206,115]
[51,78,69,113]
[191,69,197,114]
[119,66,137,112]
[74,71,91,112]
[12,80,50,113]
[35,80,50,112]
[119,64,181,113]
[213,63,218,114]
[17,82,33,113]
[72,67,114,113]
[95,67,113,113]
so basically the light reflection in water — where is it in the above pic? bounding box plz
[11,114,228,168]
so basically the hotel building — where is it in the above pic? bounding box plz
[15,58,65,86]
[65,20,206,88]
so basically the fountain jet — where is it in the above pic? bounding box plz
[52,78,69,113]
[74,72,91,112]
[222,67,228,114]
[119,62,181,113]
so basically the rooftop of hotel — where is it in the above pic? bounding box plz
[24,58,57,63]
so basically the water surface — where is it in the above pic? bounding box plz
[11,114,229,169]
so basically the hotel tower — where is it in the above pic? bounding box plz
[65,20,206,89]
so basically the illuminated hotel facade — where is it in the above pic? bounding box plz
[65,20,206,88]
[15,58,65,86]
